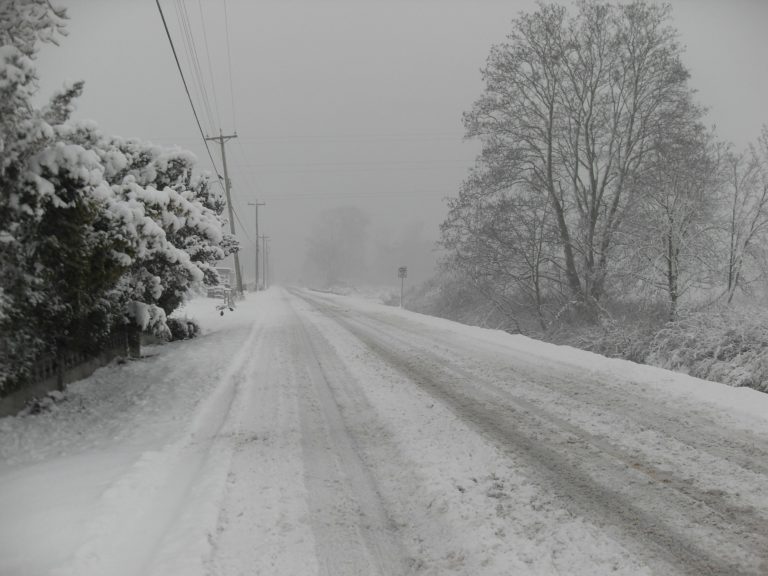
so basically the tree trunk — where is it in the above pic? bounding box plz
[666,232,679,321]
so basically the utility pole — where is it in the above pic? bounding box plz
[248,201,265,290]
[205,131,243,295]
[259,235,270,289]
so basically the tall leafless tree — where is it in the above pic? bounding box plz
[459,0,697,318]
[624,115,721,319]
[442,166,557,329]
[722,128,768,303]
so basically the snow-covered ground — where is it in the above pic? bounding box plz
[2,287,768,575]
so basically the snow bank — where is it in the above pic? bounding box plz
[0,294,266,576]
[316,290,768,425]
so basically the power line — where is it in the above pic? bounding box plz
[172,1,211,133]
[239,159,471,168]
[155,0,221,178]
[197,0,223,131]
[232,206,253,244]
[170,2,250,252]
[237,131,466,142]
[174,0,217,134]
[254,189,452,200]
[234,138,267,198]
[237,164,471,175]
[223,0,237,131]
[142,131,466,144]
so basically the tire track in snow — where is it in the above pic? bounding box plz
[299,291,768,509]
[207,296,320,576]
[338,301,768,550]
[287,298,411,576]
[295,289,768,576]
[348,309,768,508]
[343,307,768,517]
[338,295,768,480]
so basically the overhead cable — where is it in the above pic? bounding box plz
[234,139,267,197]
[232,206,253,244]
[174,0,217,134]
[223,0,237,131]
[197,0,223,130]
[154,0,222,179]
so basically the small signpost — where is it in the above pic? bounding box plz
[398,266,408,308]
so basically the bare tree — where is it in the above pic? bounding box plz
[722,128,768,303]
[460,0,696,318]
[625,117,721,319]
[442,167,558,330]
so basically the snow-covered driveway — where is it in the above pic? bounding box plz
[2,287,768,575]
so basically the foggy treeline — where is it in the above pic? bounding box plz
[422,1,768,391]
[302,206,434,289]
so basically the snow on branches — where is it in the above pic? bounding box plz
[0,1,236,392]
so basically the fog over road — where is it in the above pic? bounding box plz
[2,288,768,575]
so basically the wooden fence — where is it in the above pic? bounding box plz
[0,328,140,418]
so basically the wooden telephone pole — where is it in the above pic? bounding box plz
[260,235,270,289]
[205,131,243,294]
[248,201,265,290]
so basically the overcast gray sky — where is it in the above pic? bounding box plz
[35,0,768,287]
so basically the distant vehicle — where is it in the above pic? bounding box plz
[207,267,233,298]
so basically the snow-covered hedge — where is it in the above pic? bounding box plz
[0,1,236,395]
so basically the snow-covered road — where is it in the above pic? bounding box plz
[2,287,768,575]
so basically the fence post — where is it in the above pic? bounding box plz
[127,326,141,358]
[56,355,64,392]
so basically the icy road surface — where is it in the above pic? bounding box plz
[2,288,768,575]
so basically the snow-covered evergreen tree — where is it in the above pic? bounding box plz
[0,0,71,390]
[0,1,236,393]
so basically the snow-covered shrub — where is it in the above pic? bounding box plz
[22,390,65,416]
[546,319,656,364]
[125,301,171,340]
[545,299,668,363]
[648,307,768,392]
[0,2,235,395]
[409,272,539,334]
[166,317,201,341]
[60,123,239,317]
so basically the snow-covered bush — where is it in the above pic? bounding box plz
[59,123,238,316]
[0,1,235,395]
[570,323,655,363]
[408,272,525,333]
[648,307,768,392]
[0,1,76,393]
[166,317,201,341]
